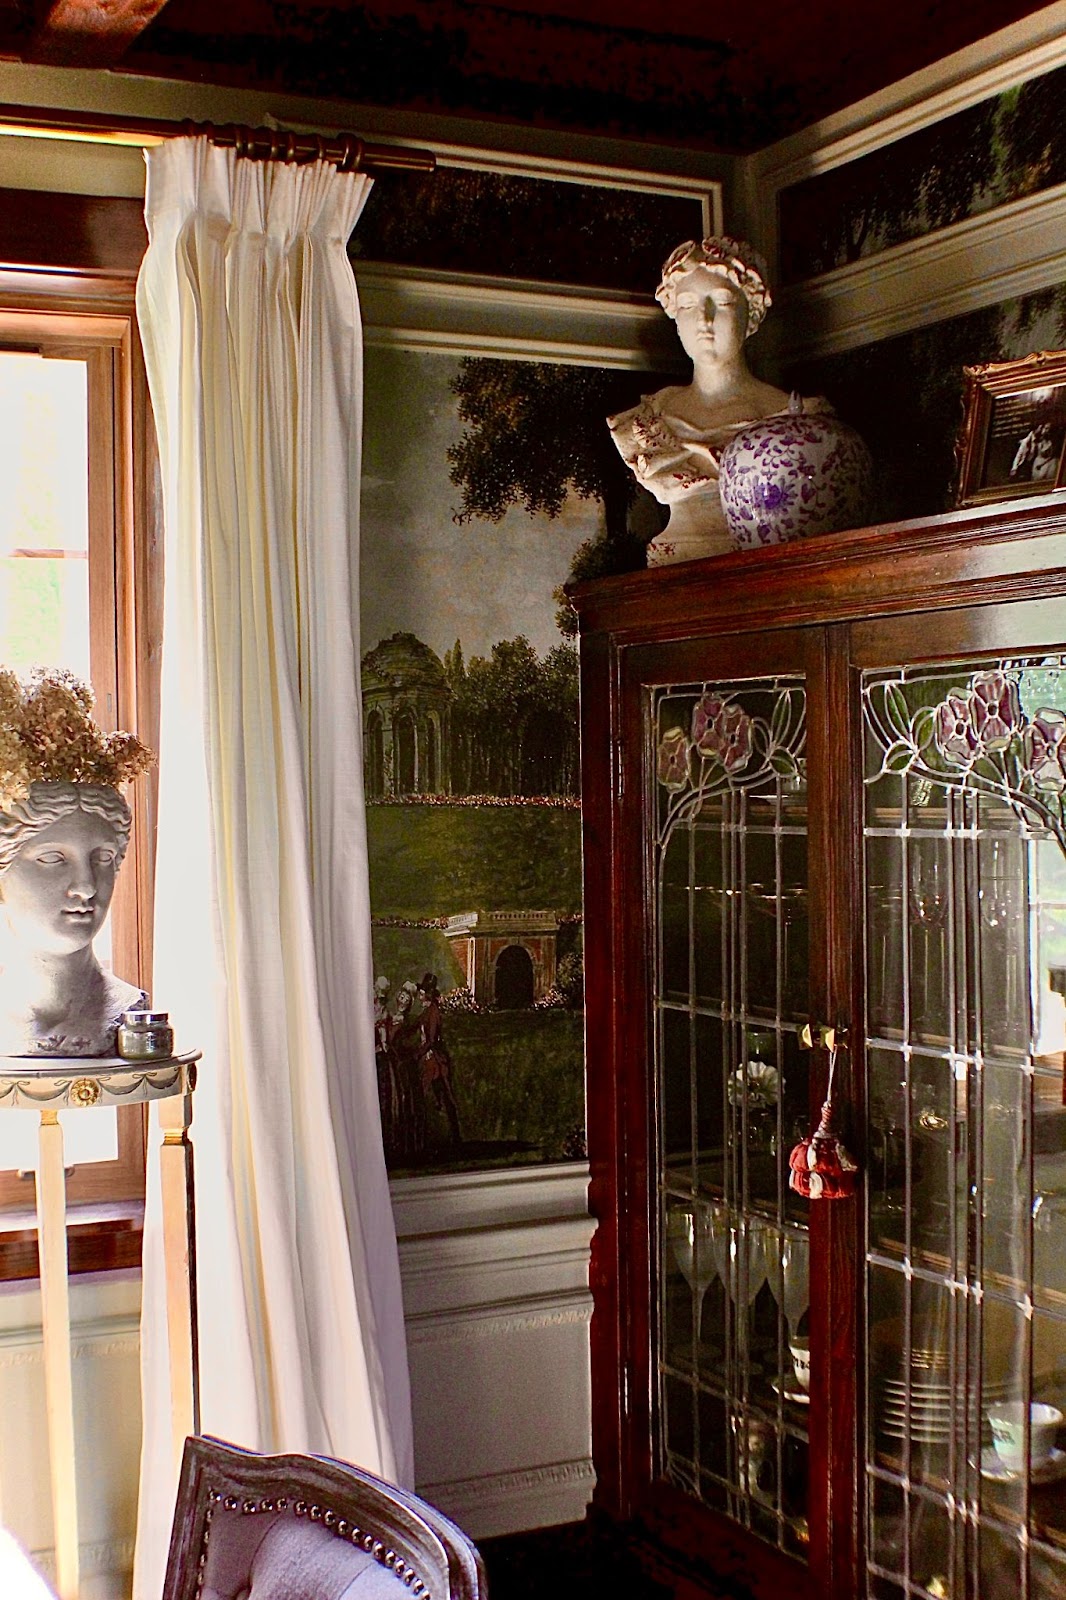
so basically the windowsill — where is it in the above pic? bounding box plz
[0,1200,143,1281]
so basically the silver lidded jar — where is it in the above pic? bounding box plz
[117,1010,174,1061]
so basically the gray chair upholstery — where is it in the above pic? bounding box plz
[163,1435,486,1600]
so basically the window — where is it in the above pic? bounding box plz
[0,202,159,1274]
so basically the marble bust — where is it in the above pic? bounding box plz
[0,782,145,1057]
[607,235,830,566]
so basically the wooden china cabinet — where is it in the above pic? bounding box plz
[571,499,1066,1600]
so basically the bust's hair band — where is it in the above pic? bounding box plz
[655,235,772,335]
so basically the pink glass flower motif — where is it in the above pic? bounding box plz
[692,693,753,773]
[934,692,978,765]
[968,670,1020,752]
[657,726,691,791]
[1023,708,1066,793]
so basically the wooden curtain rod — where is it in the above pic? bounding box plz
[0,102,435,175]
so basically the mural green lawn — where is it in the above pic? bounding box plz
[366,802,582,920]
[391,1009,586,1172]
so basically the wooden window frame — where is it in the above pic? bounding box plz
[0,188,157,1278]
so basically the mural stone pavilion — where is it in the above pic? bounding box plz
[362,632,451,798]
[444,910,560,1009]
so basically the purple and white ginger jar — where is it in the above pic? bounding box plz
[719,412,872,550]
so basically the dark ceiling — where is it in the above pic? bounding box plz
[1,1,1055,152]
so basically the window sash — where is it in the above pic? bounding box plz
[0,306,156,1215]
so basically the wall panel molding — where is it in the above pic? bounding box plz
[747,2,1066,281]
[393,1162,595,1537]
[421,1457,596,1540]
[769,184,1066,363]
[358,262,677,369]
[405,1290,592,1346]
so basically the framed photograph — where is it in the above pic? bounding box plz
[956,350,1066,507]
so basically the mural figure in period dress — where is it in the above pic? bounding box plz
[373,974,401,1156]
[416,972,462,1146]
[388,980,425,1158]
[607,236,829,566]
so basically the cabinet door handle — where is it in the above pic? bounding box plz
[799,1021,849,1052]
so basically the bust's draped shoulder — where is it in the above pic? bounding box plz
[607,388,833,509]
[0,971,147,1058]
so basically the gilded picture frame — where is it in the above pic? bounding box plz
[956,350,1066,508]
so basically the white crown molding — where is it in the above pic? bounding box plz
[771,183,1066,363]
[745,3,1066,277]
[0,58,729,201]
[752,2,1066,191]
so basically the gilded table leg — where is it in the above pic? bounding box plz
[36,1110,79,1600]
[158,1086,199,1466]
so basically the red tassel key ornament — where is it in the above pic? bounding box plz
[788,1029,859,1202]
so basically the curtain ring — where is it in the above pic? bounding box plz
[269,131,281,161]
[338,136,364,173]
[314,134,326,165]
[285,131,297,163]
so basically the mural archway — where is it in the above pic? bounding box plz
[494,944,535,1009]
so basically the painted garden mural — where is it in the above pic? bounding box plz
[360,344,650,1173]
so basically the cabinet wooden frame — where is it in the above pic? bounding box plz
[570,499,1066,1600]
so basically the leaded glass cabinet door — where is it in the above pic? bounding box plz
[859,615,1066,1600]
[651,662,814,1560]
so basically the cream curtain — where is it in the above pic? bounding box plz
[132,137,413,1600]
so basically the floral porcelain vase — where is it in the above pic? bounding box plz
[719,411,873,550]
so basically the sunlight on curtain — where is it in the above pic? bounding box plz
[132,137,413,1600]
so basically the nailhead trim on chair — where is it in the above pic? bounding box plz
[196,1487,431,1599]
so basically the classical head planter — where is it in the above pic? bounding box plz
[607,234,832,567]
[0,669,154,1057]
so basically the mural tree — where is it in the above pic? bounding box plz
[444,633,579,797]
[779,97,1000,281]
[447,357,657,623]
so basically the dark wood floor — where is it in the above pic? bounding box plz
[479,1518,753,1599]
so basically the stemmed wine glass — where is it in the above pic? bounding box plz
[724,1217,767,1313]
[667,1202,722,1334]
[765,1225,810,1393]
[909,844,949,1036]
[779,1230,810,1342]
[978,836,1023,1044]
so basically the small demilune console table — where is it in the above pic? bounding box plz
[0,1049,201,1600]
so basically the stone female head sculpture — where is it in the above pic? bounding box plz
[0,668,154,1056]
[607,234,829,567]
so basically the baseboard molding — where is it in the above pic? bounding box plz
[420,1456,596,1540]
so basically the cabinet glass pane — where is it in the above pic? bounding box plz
[652,676,810,1560]
[863,656,1066,1598]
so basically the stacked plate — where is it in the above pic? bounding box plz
[877,1349,1008,1446]
[880,1376,954,1444]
